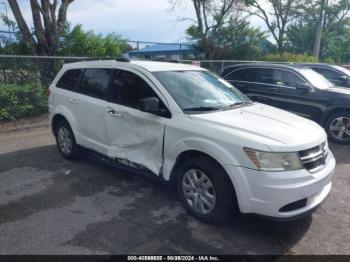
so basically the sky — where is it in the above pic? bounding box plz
[2,0,266,44]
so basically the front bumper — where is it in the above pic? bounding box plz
[224,150,335,219]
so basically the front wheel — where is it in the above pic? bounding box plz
[325,112,350,144]
[176,155,237,223]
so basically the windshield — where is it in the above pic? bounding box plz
[331,65,350,76]
[153,70,251,112]
[297,68,334,89]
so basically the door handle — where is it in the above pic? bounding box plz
[107,110,122,117]
[69,98,79,104]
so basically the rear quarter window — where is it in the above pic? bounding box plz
[56,69,81,90]
[225,68,248,81]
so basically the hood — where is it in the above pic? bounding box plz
[326,86,350,96]
[190,103,326,152]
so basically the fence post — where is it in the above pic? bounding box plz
[180,44,182,60]
[221,61,224,73]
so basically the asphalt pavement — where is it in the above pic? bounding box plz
[0,127,349,254]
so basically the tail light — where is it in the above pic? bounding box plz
[47,88,51,97]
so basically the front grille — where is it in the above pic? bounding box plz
[299,142,328,173]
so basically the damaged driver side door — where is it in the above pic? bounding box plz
[105,69,167,175]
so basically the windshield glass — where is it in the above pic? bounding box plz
[153,70,251,112]
[297,68,334,89]
[331,65,350,76]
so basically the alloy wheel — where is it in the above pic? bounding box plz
[182,169,216,214]
[329,117,350,142]
[57,126,73,154]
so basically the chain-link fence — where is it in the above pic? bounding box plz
[0,55,93,131]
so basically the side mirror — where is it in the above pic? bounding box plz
[297,82,312,92]
[339,75,348,82]
[139,97,171,117]
[139,97,161,114]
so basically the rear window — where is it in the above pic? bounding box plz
[56,69,81,90]
[78,68,111,99]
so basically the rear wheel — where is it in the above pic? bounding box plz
[176,155,237,223]
[325,112,350,144]
[55,119,81,160]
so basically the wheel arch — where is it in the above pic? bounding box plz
[50,106,80,143]
[321,107,350,126]
[168,149,240,213]
[51,114,68,136]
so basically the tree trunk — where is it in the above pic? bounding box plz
[313,0,326,59]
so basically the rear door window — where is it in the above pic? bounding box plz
[56,69,81,90]
[247,68,274,84]
[78,68,111,99]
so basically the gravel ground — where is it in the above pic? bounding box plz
[0,128,349,255]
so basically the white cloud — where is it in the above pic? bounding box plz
[67,0,195,42]
[2,0,270,44]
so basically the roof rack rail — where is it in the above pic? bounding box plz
[116,57,130,62]
[151,58,179,63]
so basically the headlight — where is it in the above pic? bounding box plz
[244,148,302,171]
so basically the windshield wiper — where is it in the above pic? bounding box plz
[224,101,253,108]
[183,106,221,112]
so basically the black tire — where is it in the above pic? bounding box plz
[175,155,238,223]
[325,111,350,145]
[54,119,82,160]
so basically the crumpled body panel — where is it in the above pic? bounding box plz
[106,105,165,175]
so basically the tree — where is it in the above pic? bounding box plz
[214,17,268,59]
[59,25,132,57]
[244,0,300,53]
[8,0,74,56]
[0,14,34,55]
[287,0,350,62]
[313,0,327,58]
[170,0,241,59]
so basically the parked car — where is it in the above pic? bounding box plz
[341,64,350,71]
[297,63,350,88]
[222,63,350,144]
[49,60,335,223]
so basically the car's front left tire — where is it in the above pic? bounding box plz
[55,119,82,160]
[325,112,350,144]
[175,155,237,223]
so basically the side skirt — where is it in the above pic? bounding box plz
[85,149,166,183]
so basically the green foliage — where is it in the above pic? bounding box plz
[0,82,47,122]
[216,18,270,60]
[262,52,318,63]
[59,25,131,57]
[286,0,350,62]
[186,18,270,59]
[0,14,35,55]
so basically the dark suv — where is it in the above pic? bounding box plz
[221,63,350,144]
[297,63,350,88]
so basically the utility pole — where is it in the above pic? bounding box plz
[313,0,327,59]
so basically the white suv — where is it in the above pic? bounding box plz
[48,60,335,223]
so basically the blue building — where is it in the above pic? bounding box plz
[129,43,194,60]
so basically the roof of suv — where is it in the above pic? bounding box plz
[221,62,305,76]
[63,60,205,72]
